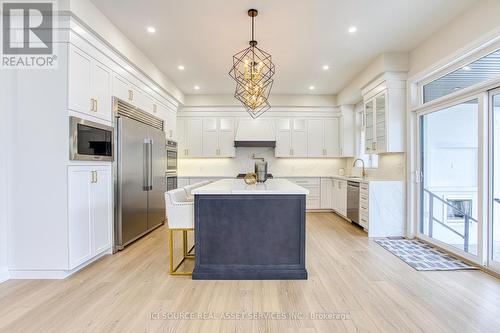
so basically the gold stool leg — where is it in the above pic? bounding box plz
[169,228,195,276]
[184,230,195,258]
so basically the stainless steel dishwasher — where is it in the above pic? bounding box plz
[347,181,360,224]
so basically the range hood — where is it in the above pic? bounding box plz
[234,119,276,148]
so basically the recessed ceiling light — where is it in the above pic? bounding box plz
[348,26,357,34]
[194,85,200,90]
[462,66,471,71]
[322,65,330,70]
[147,26,156,33]
[309,85,315,90]
[177,65,185,70]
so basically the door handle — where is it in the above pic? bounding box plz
[149,140,153,190]
[143,140,152,191]
[90,170,97,183]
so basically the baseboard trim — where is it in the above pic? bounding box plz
[9,248,112,280]
[0,268,10,284]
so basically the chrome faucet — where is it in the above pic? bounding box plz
[353,158,367,179]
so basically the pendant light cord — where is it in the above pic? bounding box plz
[251,15,254,41]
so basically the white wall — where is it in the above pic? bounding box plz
[66,0,185,104]
[408,0,500,78]
[337,53,408,105]
[178,147,347,178]
[0,66,12,283]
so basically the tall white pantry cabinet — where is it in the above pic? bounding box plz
[7,20,178,279]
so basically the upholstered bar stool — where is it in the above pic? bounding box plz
[165,189,195,275]
[183,181,212,201]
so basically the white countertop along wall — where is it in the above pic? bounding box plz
[178,147,347,178]
[191,179,310,195]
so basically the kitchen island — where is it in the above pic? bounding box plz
[191,179,309,280]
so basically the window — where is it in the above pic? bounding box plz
[423,48,500,103]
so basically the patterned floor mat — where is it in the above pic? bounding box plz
[374,238,477,271]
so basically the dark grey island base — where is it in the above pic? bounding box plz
[193,193,307,280]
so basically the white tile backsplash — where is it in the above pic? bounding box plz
[178,147,347,177]
[178,148,406,180]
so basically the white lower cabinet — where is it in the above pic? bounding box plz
[359,183,369,230]
[68,165,112,269]
[287,178,320,209]
[320,178,333,209]
[332,178,347,217]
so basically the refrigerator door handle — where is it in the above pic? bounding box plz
[149,139,153,190]
[143,139,152,191]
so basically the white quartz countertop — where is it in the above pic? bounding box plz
[191,179,310,195]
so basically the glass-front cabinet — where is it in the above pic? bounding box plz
[362,74,406,154]
[364,99,374,153]
[364,91,387,154]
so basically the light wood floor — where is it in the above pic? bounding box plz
[1,213,500,333]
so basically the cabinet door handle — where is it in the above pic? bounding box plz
[94,99,98,112]
[94,170,98,183]
[128,90,133,101]
[90,98,96,112]
[91,171,97,183]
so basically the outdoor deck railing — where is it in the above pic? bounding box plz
[423,188,478,252]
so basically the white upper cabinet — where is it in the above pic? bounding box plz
[112,74,131,103]
[292,119,308,157]
[68,46,112,122]
[307,120,324,157]
[363,74,406,154]
[178,118,203,157]
[275,118,308,157]
[163,108,177,140]
[181,117,235,158]
[218,118,236,157]
[275,119,292,157]
[324,118,341,157]
[307,119,341,157]
[202,118,218,157]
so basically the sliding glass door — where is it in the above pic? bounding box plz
[419,99,481,260]
[490,89,500,271]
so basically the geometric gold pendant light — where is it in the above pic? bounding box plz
[229,9,275,118]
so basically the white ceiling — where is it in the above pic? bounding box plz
[91,0,475,95]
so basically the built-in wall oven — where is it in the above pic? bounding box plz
[69,116,114,161]
[166,140,178,191]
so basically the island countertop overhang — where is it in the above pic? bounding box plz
[191,179,309,195]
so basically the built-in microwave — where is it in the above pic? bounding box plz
[69,116,114,161]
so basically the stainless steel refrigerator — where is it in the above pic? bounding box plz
[114,99,166,251]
